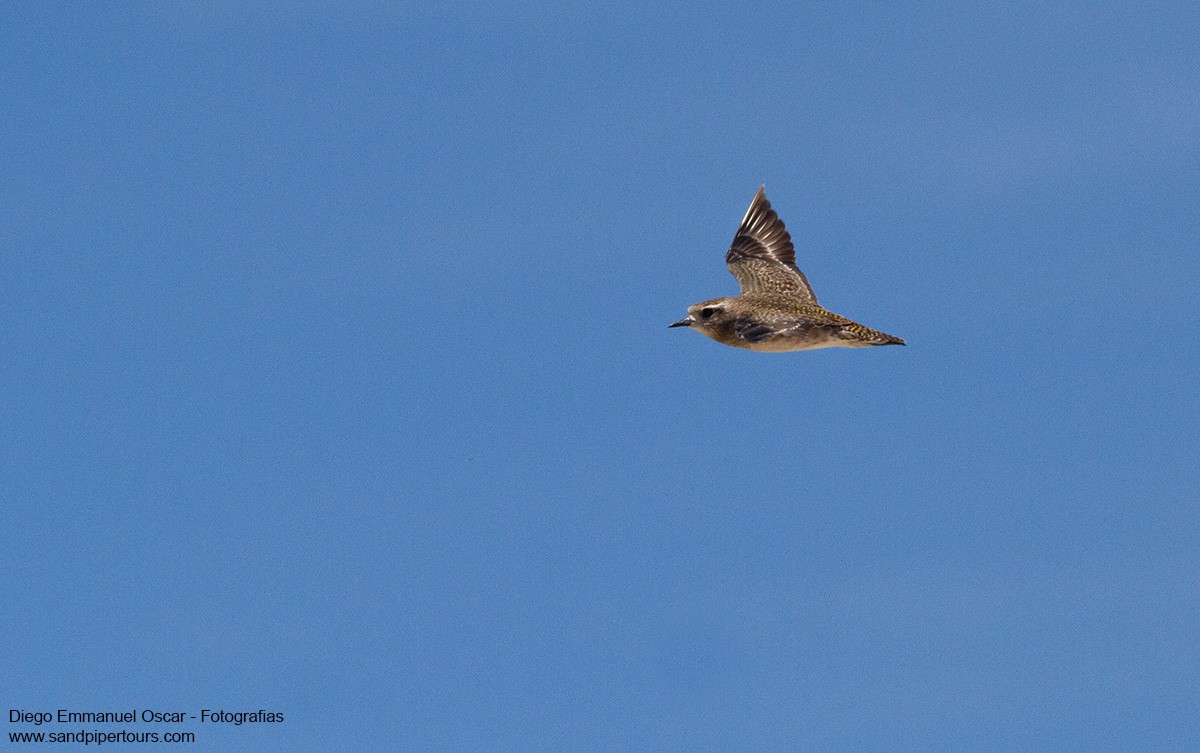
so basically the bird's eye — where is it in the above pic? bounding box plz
[700,307,715,320]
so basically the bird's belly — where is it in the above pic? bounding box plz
[742,334,871,352]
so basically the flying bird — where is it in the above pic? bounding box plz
[670,186,905,351]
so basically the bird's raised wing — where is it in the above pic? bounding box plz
[725,186,818,304]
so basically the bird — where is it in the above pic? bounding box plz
[669,186,905,352]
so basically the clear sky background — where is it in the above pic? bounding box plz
[3,2,1199,751]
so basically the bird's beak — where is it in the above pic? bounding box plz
[668,316,694,328]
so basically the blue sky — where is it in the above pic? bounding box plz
[3,2,1199,751]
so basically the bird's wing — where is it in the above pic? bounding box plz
[733,310,847,344]
[725,186,818,305]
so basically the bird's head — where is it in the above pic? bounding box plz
[669,299,734,333]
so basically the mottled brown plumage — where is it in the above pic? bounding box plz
[670,186,904,352]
